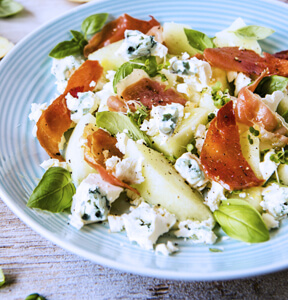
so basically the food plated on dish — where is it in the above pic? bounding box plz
[26,11,288,256]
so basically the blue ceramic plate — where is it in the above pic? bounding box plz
[1,0,288,280]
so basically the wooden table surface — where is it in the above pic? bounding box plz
[1,0,288,299]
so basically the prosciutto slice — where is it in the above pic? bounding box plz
[200,101,263,191]
[84,14,160,57]
[121,78,187,109]
[203,47,288,77]
[83,128,139,194]
[36,60,103,160]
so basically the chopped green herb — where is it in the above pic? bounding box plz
[248,134,254,145]
[0,268,5,287]
[25,293,46,300]
[208,113,215,122]
[127,103,149,126]
[211,82,230,108]
[249,126,260,136]
[270,149,288,164]
[209,248,223,252]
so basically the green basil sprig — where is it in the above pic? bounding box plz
[233,25,275,40]
[255,75,288,98]
[113,56,165,93]
[96,111,153,148]
[27,167,75,213]
[0,0,23,18]
[214,199,269,243]
[49,13,108,59]
[184,28,215,54]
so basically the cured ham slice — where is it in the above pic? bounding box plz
[83,128,139,194]
[37,60,103,160]
[200,101,263,191]
[235,71,280,132]
[203,47,288,77]
[272,50,288,60]
[122,78,187,109]
[84,14,160,57]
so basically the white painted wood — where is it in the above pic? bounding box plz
[1,0,288,298]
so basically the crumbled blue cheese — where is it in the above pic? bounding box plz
[40,159,71,171]
[51,55,84,93]
[262,90,284,112]
[66,91,100,123]
[169,56,212,94]
[155,241,179,256]
[204,181,227,212]
[261,213,279,230]
[174,217,217,244]
[121,202,176,250]
[175,153,207,190]
[29,102,48,136]
[259,150,279,181]
[69,173,123,229]
[141,103,184,143]
[105,156,144,185]
[108,215,125,232]
[261,183,288,220]
[117,30,168,60]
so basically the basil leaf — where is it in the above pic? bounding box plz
[184,28,215,54]
[113,62,138,93]
[96,111,153,148]
[81,13,108,37]
[0,0,23,18]
[27,167,75,213]
[214,199,269,243]
[49,40,82,59]
[113,56,162,93]
[25,293,46,300]
[233,25,275,40]
[255,75,288,97]
[0,268,5,287]
[70,30,85,42]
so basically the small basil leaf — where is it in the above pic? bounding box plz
[233,25,275,40]
[0,0,23,18]
[131,56,159,77]
[255,75,288,97]
[113,57,163,93]
[27,167,75,213]
[49,40,82,59]
[70,30,85,42]
[184,28,215,54]
[25,293,46,300]
[96,111,153,148]
[81,13,108,37]
[113,62,138,93]
[214,199,269,243]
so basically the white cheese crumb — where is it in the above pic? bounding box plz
[261,213,279,230]
[69,174,123,229]
[262,90,284,112]
[259,150,279,181]
[105,156,144,185]
[29,102,48,137]
[204,181,227,212]
[121,202,176,250]
[40,159,71,171]
[174,217,217,244]
[261,183,288,219]
[116,132,129,154]
[89,80,96,87]
[155,241,179,255]
[108,215,125,232]
[234,73,251,96]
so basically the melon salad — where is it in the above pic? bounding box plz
[28,13,288,254]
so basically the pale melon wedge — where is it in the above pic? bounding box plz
[88,40,126,72]
[152,106,211,159]
[278,164,288,185]
[65,113,97,186]
[125,139,213,222]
